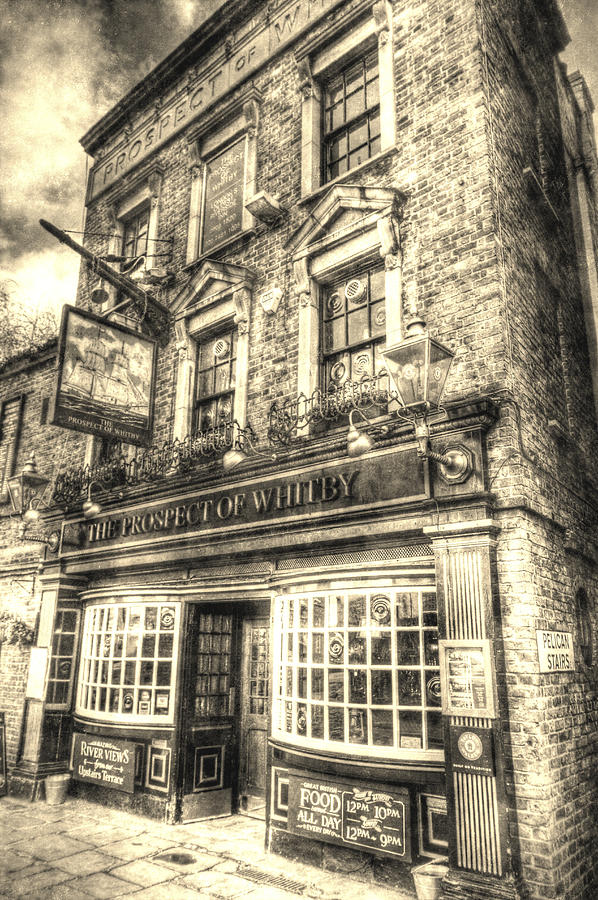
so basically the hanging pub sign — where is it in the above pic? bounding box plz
[201,138,246,253]
[287,773,410,861]
[51,305,157,446]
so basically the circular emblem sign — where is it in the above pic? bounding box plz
[457,731,483,762]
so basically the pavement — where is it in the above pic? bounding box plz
[0,795,419,899]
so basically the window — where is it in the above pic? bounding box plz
[77,601,179,724]
[46,607,80,708]
[323,51,380,182]
[298,2,395,196]
[577,588,593,667]
[122,206,149,262]
[0,396,24,502]
[273,588,443,758]
[194,327,237,433]
[321,265,386,393]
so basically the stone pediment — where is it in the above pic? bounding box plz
[287,185,406,258]
[171,260,257,318]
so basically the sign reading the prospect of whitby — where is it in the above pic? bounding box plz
[72,734,136,793]
[288,774,410,861]
[536,630,574,672]
[201,138,246,253]
[51,305,157,446]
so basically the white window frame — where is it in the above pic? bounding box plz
[287,185,405,433]
[272,587,443,761]
[76,600,180,726]
[171,261,256,440]
[186,90,260,264]
[298,0,395,197]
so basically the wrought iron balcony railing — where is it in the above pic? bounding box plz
[52,420,255,507]
[268,373,395,445]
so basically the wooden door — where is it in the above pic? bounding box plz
[238,617,270,816]
[180,606,238,822]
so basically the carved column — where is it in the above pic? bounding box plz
[233,286,251,429]
[296,55,321,196]
[11,567,88,800]
[424,522,523,900]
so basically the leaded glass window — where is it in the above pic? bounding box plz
[273,588,442,758]
[322,266,386,392]
[77,601,179,723]
[194,328,237,433]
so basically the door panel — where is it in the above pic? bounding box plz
[239,618,270,815]
[181,608,237,821]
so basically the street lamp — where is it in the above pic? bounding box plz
[379,318,472,482]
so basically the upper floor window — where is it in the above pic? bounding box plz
[122,206,149,262]
[0,396,24,503]
[194,327,238,433]
[323,51,380,182]
[322,266,386,393]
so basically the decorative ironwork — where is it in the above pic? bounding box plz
[52,420,256,507]
[268,372,396,445]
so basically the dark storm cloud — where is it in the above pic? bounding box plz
[0,0,223,310]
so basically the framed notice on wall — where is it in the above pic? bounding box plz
[51,305,157,446]
[439,639,497,718]
[201,138,246,253]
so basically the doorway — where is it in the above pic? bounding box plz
[179,602,270,822]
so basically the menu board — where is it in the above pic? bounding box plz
[439,640,496,718]
[72,734,136,793]
[0,713,6,797]
[288,773,410,861]
[202,138,246,253]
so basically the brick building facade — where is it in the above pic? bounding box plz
[1,1,597,899]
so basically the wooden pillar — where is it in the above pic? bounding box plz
[10,566,87,800]
[425,521,524,900]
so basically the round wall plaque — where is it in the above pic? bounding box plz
[457,731,483,762]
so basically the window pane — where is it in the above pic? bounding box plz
[349,669,367,704]
[348,118,368,151]
[372,709,393,745]
[398,670,421,705]
[371,670,392,705]
[329,707,345,741]
[371,635,391,665]
[328,669,344,702]
[346,87,365,121]
[397,631,420,666]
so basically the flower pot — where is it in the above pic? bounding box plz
[45,773,70,805]
[411,860,448,900]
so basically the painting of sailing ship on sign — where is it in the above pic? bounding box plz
[51,305,157,445]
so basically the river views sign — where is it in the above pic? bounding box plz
[72,734,136,793]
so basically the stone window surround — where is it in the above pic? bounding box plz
[185,87,261,265]
[287,185,405,428]
[296,0,395,197]
[171,260,257,441]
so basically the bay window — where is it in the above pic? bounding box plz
[77,600,180,724]
[273,588,443,758]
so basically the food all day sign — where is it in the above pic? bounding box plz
[72,734,136,793]
[288,774,409,860]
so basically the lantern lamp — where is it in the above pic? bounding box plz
[7,453,50,518]
[379,319,473,483]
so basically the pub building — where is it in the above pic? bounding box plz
[8,1,598,899]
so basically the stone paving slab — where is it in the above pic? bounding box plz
[179,869,259,897]
[53,849,124,876]
[67,872,142,899]
[109,858,179,887]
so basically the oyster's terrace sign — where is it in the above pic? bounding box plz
[87,0,346,201]
[60,449,428,554]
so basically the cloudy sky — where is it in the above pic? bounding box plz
[0,0,596,319]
